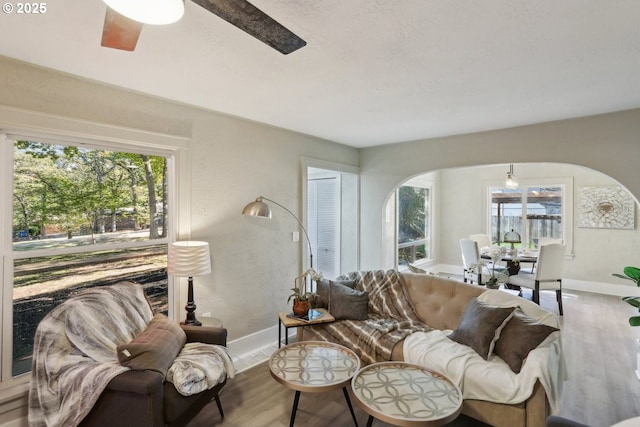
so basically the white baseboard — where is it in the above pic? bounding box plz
[226,322,296,373]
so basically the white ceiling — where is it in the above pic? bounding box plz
[1,1,639,148]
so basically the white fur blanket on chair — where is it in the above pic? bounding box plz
[28,282,154,427]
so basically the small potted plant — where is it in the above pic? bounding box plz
[612,266,640,326]
[470,247,509,289]
[288,268,321,316]
[287,287,317,316]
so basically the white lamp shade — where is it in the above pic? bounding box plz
[103,0,185,25]
[167,241,211,277]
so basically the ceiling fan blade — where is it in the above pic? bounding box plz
[191,0,306,54]
[101,6,144,51]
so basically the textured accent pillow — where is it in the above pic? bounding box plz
[314,278,357,309]
[495,309,559,373]
[328,281,369,320]
[117,314,186,377]
[448,298,516,360]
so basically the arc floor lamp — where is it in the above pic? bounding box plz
[242,196,313,269]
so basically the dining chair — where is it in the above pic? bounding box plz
[469,233,491,250]
[508,243,566,315]
[460,239,506,285]
[529,237,563,272]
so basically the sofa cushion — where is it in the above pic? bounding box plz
[495,309,559,373]
[329,281,369,320]
[314,278,357,309]
[117,314,186,377]
[448,298,516,359]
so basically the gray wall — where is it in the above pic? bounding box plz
[0,56,359,342]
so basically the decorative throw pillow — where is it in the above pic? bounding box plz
[313,278,357,309]
[448,298,516,360]
[328,281,369,320]
[494,309,559,373]
[117,314,186,377]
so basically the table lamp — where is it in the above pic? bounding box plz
[167,240,211,326]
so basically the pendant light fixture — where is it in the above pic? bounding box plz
[505,164,519,189]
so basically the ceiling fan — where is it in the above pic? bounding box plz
[100,0,306,54]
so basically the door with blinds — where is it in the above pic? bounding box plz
[307,176,340,279]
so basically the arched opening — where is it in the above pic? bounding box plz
[381,162,639,296]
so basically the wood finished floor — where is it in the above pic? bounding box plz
[187,290,640,427]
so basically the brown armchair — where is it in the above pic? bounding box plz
[79,325,228,427]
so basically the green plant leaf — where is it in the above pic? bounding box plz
[630,316,640,327]
[624,266,640,286]
[611,273,634,281]
[622,296,640,308]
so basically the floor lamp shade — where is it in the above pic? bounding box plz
[242,196,313,269]
[167,241,211,326]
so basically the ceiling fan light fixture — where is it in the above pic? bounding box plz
[103,0,185,25]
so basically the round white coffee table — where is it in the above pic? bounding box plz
[351,361,462,427]
[269,341,361,427]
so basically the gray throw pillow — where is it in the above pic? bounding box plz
[328,281,368,320]
[494,309,559,373]
[448,298,516,360]
[117,314,186,377]
[314,278,357,309]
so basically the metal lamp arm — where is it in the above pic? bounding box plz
[259,196,314,268]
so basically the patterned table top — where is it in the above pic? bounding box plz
[351,362,462,427]
[269,341,361,393]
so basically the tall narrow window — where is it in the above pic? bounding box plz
[397,185,430,266]
[10,139,171,377]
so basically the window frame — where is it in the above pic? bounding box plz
[0,107,190,389]
[395,182,433,268]
[482,176,574,257]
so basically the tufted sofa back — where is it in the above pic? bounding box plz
[400,272,485,331]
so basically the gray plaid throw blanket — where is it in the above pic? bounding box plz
[308,270,431,364]
[28,282,153,427]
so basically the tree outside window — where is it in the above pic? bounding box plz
[10,140,170,377]
[397,185,430,266]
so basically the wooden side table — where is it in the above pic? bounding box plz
[270,341,360,427]
[278,308,335,348]
[351,362,462,427]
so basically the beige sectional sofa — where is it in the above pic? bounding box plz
[302,271,564,427]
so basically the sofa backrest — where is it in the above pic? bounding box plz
[400,272,485,331]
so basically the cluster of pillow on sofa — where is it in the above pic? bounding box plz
[448,298,558,373]
[312,279,369,320]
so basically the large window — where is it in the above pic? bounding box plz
[396,184,431,266]
[7,138,172,378]
[488,178,572,252]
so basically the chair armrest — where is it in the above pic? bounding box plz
[80,370,164,427]
[105,369,164,394]
[181,325,227,346]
